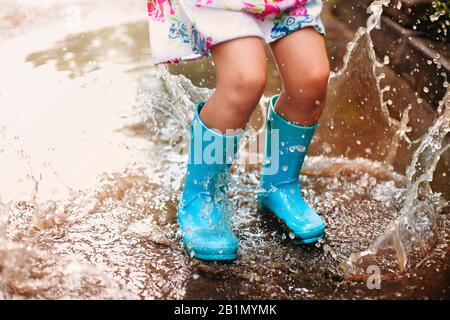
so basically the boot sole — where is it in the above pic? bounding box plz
[183,244,237,262]
[294,236,323,245]
[258,197,324,245]
[193,253,237,261]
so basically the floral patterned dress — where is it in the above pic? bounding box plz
[148,0,325,64]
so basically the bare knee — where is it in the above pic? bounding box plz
[218,68,267,115]
[305,65,330,101]
[285,65,330,108]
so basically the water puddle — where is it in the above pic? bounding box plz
[0,0,448,299]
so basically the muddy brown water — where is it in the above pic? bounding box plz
[0,2,448,299]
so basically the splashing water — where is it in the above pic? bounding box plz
[325,0,450,275]
[330,1,392,122]
[343,89,450,274]
[0,0,449,299]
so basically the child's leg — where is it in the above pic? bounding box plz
[259,28,329,244]
[269,28,330,126]
[178,37,267,261]
[200,37,268,132]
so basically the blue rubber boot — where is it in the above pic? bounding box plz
[259,95,325,244]
[178,101,243,261]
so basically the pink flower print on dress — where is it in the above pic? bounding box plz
[195,0,214,7]
[205,37,213,50]
[243,1,281,20]
[289,0,308,16]
[147,0,175,22]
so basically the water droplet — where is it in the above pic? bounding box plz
[281,165,288,172]
[289,145,306,153]
[289,232,296,240]
[430,13,440,22]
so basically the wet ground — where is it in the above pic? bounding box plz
[0,1,449,299]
